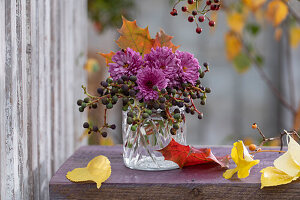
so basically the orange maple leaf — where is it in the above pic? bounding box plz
[153,29,179,52]
[98,51,115,66]
[116,17,154,56]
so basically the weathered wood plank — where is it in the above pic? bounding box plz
[0,1,87,199]
[0,0,6,198]
[50,145,300,199]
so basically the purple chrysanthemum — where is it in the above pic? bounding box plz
[108,48,143,80]
[144,47,180,87]
[136,67,168,101]
[175,50,200,85]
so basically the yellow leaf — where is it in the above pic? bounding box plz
[294,102,300,131]
[227,12,246,34]
[243,0,267,12]
[100,137,114,146]
[223,141,260,179]
[225,32,242,60]
[153,29,179,52]
[116,16,154,56]
[287,135,300,166]
[274,135,300,177]
[66,155,111,189]
[274,27,282,41]
[84,58,100,72]
[260,167,298,189]
[260,136,300,188]
[98,51,115,66]
[266,0,288,26]
[290,27,300,48]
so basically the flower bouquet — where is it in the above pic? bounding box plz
[77,17,211,170]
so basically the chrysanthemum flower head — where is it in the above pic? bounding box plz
[144,47,180,87]
[136,67,168,101]
[108,48,143,81]
[175,50,200,85]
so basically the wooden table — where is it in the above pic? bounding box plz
[49,145,300,199]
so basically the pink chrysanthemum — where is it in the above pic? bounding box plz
[175,50,200,85]
[136,67,168,101]
[108,48,143,80]
[144,47,180,87]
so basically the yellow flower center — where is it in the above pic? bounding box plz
[123,63,129,68]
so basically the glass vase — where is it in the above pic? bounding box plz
[122,108,186,171]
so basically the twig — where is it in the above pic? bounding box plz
[243,41,297,114]
[253,123,300,151]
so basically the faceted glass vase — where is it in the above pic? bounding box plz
[122,108,186,171]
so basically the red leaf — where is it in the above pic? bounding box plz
[157,138,229,168]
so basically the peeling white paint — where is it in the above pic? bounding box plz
[0,1,87,199]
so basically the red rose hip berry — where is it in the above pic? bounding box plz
[198,15,205,22]
[188,0,194,4]
[188,16,194,22]
[209,20,215,27]
[196,27,202,34]
[206,0,212,5]
[182,6,187,12]
[170,9,178,16]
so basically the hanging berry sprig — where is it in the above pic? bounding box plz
[170,0,221,34]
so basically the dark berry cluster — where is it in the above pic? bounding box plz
[77,63,211,137]
[170,0,221,34]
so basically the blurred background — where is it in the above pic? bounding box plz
[85,0,300,145]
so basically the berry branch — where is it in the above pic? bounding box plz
[243,39,297,115]
[77,61,212,138]
[249,123,300,154]
[170,0,221,34]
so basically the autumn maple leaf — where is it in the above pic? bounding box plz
[153,29,179,52]
[157,138,229,168]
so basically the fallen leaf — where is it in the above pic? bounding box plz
[157,138,229,168]
[223,141,260,179]
[266,0,288,26]
[227,12,246,34]
[274,135,300,177]
[98,51,115,66]
[116,16,154,56]
[290,26,300,48]
[260,135,300,188]
[66,155,111,189]
[153,29,179,52]
[260,167,298,189]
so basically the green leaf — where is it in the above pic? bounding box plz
[246,23,260,36]
[255,55,264,67]
[233,53,251,73]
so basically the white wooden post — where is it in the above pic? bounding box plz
[0,0,87,199]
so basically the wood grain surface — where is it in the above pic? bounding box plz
[0,1,87,199]
[50,145,300,200]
